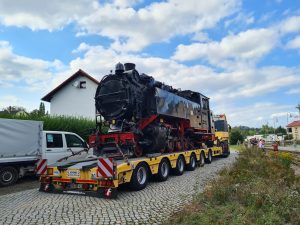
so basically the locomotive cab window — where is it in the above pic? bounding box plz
[202,98,209,110]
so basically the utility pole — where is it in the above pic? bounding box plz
[297,104,300,117]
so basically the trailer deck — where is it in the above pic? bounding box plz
[40,146,228,198]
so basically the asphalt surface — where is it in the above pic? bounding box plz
[0,152,237,225]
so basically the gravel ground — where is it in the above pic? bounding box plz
[0,151,237,225]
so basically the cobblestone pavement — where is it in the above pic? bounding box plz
[0,152,237,225]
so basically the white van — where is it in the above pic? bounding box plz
[0,118,89,186]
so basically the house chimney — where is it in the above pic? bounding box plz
[297,103,300,116]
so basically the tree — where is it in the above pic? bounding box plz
[39,102,45,116]
[1,106,26,114]
[275,126,287,135]
[259,125,275,135]
[230,129,244,145]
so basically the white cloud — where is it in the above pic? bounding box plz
[224,12,255,28]
[77,0,240,51]
[172,28,278,68]
[0,41,64,91]
[286,87,300,94]
[279,16,300,34]
[0,95,19,109]
[0,0,240,51]
[112,0,143,8]
[286,35,300,49]
[0,0,97,31]
[217,102,294,127]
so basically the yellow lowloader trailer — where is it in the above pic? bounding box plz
[39,146,229,198]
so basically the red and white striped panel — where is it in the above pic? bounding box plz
[97,158,114,178]
[36,159,47,175]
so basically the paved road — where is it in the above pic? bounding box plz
[0,152,237,225]
[0,176,39,196]
[278,146,300,153]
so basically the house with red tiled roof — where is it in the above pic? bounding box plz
[41,69,99,119]
[287,120,300,140]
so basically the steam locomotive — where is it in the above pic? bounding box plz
[90,63,216,157]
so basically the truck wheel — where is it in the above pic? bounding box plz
[221,142,230,158]
[205,150,213,164]
[155,158,170,182]
[0,167,18,186]
[199,151,205,167]
[129,163,149,191]
[173,155,185,176]
[186,154,196,171]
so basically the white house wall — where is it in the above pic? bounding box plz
[50,77,97,119]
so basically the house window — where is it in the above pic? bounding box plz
[80,81,86,89]
[287,128,292,133]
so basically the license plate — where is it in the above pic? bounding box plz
[68,170,80,178]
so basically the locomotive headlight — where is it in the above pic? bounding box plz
[112,119,116,125]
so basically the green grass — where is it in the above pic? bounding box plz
[165,148,300,225]
[230,144,246,151]
[0,113,98,141]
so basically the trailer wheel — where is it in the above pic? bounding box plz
[186,154,196,171]
[199,151,205,167]
[0,167,19,186]
[129,163,149,191]
[173,155,185,176]
[205,150,213,164]
[155,158,170,182]
[221,142,230,158]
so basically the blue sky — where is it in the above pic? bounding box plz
[0,0,300,127]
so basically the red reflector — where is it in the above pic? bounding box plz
[100,180,112,186]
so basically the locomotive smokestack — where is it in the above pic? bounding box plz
[124,63,136,71]
[115,62,124,74]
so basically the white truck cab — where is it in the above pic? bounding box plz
[0,118,90,186]
[43,131,88,165]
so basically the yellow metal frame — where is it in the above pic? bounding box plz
[43,146,223,190]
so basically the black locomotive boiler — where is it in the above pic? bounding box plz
[90,63,215,157]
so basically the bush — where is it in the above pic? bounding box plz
[0,113,97,141]
[230,130,244,145]
[165,148,300,225]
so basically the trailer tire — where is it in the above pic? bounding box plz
[155,158,170,182]
[173,155,185,176]
[129,163,149,191]
[199,151,205,167]
[186,154,196,171]
[221,142,230,158]
[205,150,213,164]
[0,167,19,186]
